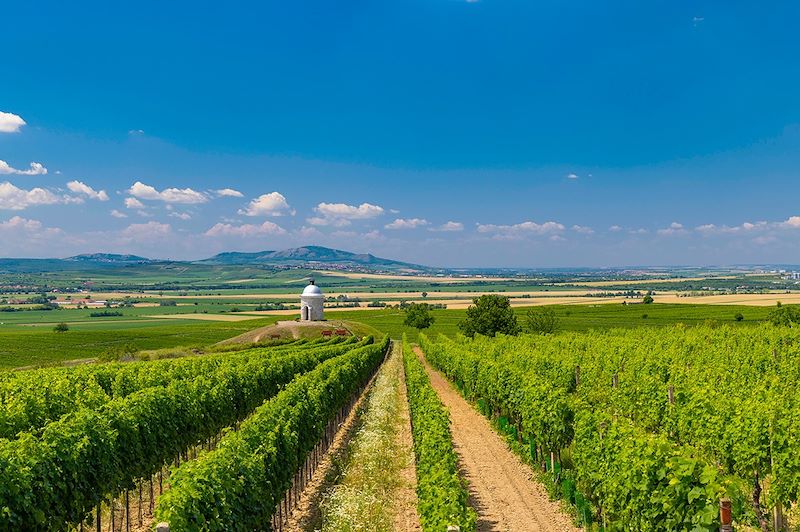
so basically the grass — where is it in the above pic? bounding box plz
[327,303,774,343]
[0,302,777,369]
[318,341,410,531]
[0,317,280,369]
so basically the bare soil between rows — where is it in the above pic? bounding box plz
[414,346,580,532]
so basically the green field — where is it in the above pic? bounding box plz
[0,317,280,369]
[0,302,776,370]
[325,302,771,341]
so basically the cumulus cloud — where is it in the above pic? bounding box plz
[0,181,68,210]
[308,202,384,227]
[205,221,287,237]
[609,225,622,232]
[385,218,429,230]
[572,224,594,235]
[169,212,192,220]
[216,188,244,198]
[296,226,323,239]
[781,216,800,229]
[430,221,464,232]
[476,220,565,239]
[110,209,128,218]
[363,230,384,240]
[0,112,26,133]
[67,180,109,201]
[566,173,579,179]
[120,221,172,242]
[124,197,145,209]
[657,222,687,236]
[239,192,293,217]
[127,181,208,204]
[0,216,62,236]
[0,160,48,175]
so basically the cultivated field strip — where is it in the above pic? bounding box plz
[402,337,476,531]
[0,336,351,440]
[315,340,421,532]
[421,325,800,530]
[415,345,578,532]
[0,336,371,529]
[153,336,390,530]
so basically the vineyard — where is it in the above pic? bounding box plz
[420,324,800,530]
[4,319,799,530]
[0,335,388,530]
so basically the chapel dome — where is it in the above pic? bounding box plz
[302,281,323,296]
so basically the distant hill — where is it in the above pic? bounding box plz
[0,246,431,274]
[197,246,428,271]
[65,253,154,264]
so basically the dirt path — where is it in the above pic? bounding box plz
[285,356,381,531]
[414,346,579,532]
[393,349,422,532]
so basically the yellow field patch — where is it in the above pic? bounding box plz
[144,313,261,322]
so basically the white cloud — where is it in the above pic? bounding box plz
[0,160,48,175]
[169,212,192,220]
[430,221,464,232]
[127,181,208,204]
[0,112,26,133]
[120,221,172,242]
[476,220,565,239]
[110,209,128,218]
[309,202,384,226]
[572,224,594,235]
[0,181,67,210]
[385,218,429,230]
[609,225,622,232]
[781,216,800,229]
[296,226,323,239]
[695,224,717,234]
[657,222,686,236]
[124,197,145,209]
[0,216,60,234]
[239,192,293,217]
[216,188,244,198]
[67,180,109,201]
[205,221,287,237]
[566,173,579,179]
[363,230,384,240]
[629,228,648,235]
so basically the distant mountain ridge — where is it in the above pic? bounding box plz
[65,253,153,264]
[0,246,430,274]
[196,246,427,271]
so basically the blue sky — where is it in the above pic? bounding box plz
[1,0,799,267]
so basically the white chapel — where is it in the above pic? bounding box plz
[300,279,325,321]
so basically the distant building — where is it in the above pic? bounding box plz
[300,280,325,321]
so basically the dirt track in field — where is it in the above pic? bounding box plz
[414,346,579,532]
[393,353,422,532]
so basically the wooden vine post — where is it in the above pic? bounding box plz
[667,385,675,405]
[719,498,733,532]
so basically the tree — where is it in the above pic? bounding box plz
[404,303,435,330]
[525,307,559,334]
[421,291,428,299]
[734,312,744,322]
[643,294,654,304]
[768,304,800,326]
[53,322,69,333]
[458,295,520,338]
